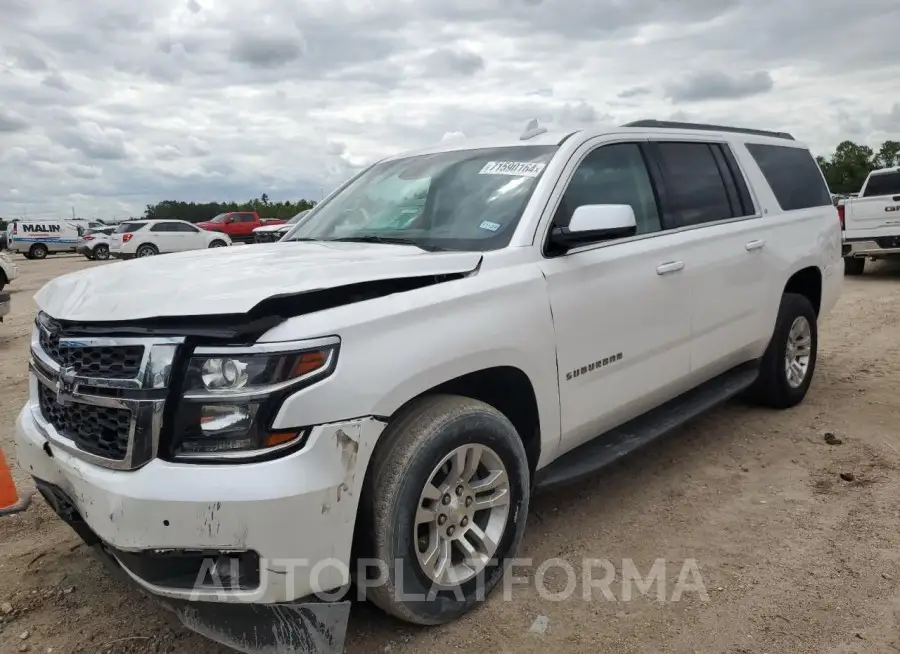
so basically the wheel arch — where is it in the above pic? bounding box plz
[381,365,543,478]
[783,265,822,316]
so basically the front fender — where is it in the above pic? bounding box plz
[264,267,562,465]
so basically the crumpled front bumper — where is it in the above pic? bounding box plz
[87,539,351,654]
[15,404,383,604]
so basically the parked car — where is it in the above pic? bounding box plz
[16,119,842,652]
[195,211,285,243]
[0,251,18,292]
[108,219,232,259]
[76,227,116,261]
[838,166,900,274]
[252,210,310,243]
[7,219,97,259]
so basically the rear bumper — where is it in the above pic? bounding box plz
[0,292,9,318]
[843,239,900,257]
[76,245,92,257]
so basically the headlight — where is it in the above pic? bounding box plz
[169,337,339,461]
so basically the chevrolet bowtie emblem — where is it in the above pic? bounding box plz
[56,366,77,404]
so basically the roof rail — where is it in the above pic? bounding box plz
[623,119,795,141]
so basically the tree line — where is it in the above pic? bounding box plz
[143,194,317,223]
[142,139,900,217]
[817,140,900,195]
[2,139,898,228]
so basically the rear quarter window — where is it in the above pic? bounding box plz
[745,143,832,211]
[862,171,900,197]
[115,223,146,233]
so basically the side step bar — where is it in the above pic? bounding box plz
[534,361,760,492]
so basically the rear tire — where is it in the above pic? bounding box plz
[843,257,865,275]
[29,243,48,260]
[359,395,530,626]
[135,244,158,258]
[749,293,818,409]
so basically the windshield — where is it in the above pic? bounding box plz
[209,213,229,223]
[285,145,557,251]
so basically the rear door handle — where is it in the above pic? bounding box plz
[656,261,684,275]
[745,239,766,251]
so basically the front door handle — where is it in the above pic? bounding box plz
[656,261,685,275]
[745,239,766,251]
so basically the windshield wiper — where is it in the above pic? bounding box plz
[327,236,446,251]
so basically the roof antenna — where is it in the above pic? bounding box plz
[520,118,548,140]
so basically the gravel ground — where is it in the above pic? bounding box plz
[2,254,900,654]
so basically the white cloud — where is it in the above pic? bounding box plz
[0,0,897,221]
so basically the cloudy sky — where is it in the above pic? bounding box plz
[1,0,898,221]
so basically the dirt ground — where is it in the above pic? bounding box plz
[2,254,900,654]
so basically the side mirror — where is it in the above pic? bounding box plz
[550,204,637,251]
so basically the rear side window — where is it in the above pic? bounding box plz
[115,223,145,233]
[745,143,832,211]
[862,171,900,197]
[653,142,735,228]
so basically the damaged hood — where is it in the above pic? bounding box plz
[36,241,482,322]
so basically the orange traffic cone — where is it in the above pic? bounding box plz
[0,447,31,517]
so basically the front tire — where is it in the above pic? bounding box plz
[750,293,818,409]
[359,395,530,626]
[93,244,110,260]
[209,240,227,248]
[843,256,865,275]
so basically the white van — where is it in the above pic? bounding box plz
[8,220,97,259]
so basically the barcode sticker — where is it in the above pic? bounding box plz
[478,161,546,177]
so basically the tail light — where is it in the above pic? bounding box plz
[122,233,133,243]
[837,204,845,230]
[83,235,95,241]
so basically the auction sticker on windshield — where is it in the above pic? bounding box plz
[479,161,546,177]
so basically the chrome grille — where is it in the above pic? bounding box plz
[28,313,184,470]
[254,231,284,243]
[37,383,131,460]
[38,327,144,379]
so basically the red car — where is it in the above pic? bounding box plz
[195,211,285,243]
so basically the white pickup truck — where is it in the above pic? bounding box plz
[839,166,900,274]
[15,119,842,653]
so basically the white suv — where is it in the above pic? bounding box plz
[109,219,231,258]
[16,120,842,652]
